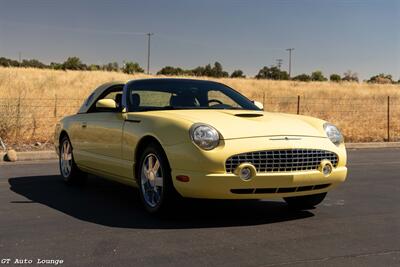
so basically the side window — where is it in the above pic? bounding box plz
[89,86,123,113]
[132,90,172,108]
[103,91,121,101]
[130,90,201,110]
[208,90,240,108]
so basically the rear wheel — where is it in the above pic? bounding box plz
[137,142,179,214]
[284,193,327,210]
[59,135,86,185]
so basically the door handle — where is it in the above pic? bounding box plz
[81,122,87,128]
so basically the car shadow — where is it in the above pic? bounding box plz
[8,175,314,229]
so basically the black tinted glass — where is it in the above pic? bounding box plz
[126,79,260,111]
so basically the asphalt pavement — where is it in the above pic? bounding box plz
[0,149,399,267]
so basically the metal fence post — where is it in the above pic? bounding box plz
[297,95,300,115]
[54,95,58,118]
[262,91,265,110]
[387,96,390,142]
[16,96,21,140]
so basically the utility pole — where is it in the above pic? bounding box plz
[146,33,154,74]
[276,59,283,69]
[286,48,294,79]
[276,59,283,80]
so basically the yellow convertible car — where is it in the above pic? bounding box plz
[55,78,347,213]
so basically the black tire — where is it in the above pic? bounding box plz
[59,135,86,185]
[136,142,180,214]
[284,193,327,210]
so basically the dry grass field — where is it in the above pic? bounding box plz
[1,67,399,150]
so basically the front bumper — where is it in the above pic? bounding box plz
[165,135,347,199]
[172,167,347,199]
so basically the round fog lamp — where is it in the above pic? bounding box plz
[319,160,333,177]
[234,163,256,181]
[240,167,252,180]
[322,164,332,176]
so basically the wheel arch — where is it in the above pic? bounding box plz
[134,135,171,180]
[59,130,69,143]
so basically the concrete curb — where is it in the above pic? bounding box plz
[346,142,400,149]
[1,150,58,162]
[1,142,400,162]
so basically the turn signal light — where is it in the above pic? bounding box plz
[176,175,190,182]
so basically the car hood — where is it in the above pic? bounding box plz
[157,110,326,139]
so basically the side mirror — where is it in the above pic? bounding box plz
[96,99,117,110]
[253,100,264,110]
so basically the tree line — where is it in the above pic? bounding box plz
[0,56,398,83]
[0,56,144,74]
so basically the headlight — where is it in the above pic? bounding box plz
[189,123,220,150]
[324,123,344,146]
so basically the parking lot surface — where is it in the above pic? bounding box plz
[0,149,399,266]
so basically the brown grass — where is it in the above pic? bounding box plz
[1,67,399,149]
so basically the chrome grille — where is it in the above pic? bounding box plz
[225,149,338,173]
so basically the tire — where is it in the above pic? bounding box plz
[284,193,327,210]
[136,142,179,214]
[59,135,86,185]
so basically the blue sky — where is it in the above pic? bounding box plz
[0,0,399,79]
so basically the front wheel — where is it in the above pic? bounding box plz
[59,136,86,185]
[137,142,179,214]
[284,193,327,210]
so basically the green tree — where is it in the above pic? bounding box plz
[21,59,47,69]
[62,57,85,70]
[189,62,229,78]
[342,70,359,82]
[204,64,213,76]
[191,66,205,76]
[368,73,393,84]
[211,62,229,77]
[230,70,246,78]
[311,71,327,81]
[157,66,187,76]
[292,74,311,82]
[0,57,20,67]
[88,64,101,71]
[330,74,341,82]
[102,62,119,72]
[256,66,289,80]
[50,62,64,70]
[122,62,144,74]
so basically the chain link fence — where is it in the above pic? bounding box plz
[0,95,399,145]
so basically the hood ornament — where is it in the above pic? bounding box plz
[270,136,302,141]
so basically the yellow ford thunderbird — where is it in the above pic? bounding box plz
[55,78,347,213]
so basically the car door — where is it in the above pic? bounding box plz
[77,87,131,180]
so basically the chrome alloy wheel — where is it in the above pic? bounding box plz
[60,139,72,178]
[140,153,164,208]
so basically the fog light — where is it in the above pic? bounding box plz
[322,164,332,176]
[240,167,252,180]
[234,163,256,181]
[319,160,333,177]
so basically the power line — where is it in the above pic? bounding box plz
[146,33,154,74]
[286,48,295,79]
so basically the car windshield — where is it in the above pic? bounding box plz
[125,79,260,112]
